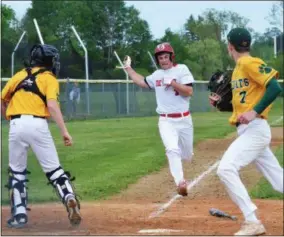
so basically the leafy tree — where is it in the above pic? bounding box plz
[20,1,153,77]
[1,4,21,76]
[250,28,281,62]
[1,4,19,40]
[266,2,284,31]
[159,28,189,64]
[185,38,223,81]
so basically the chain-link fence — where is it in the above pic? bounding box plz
[1,79,212,120]
[2,78,283,121]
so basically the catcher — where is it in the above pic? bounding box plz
[208,28,283,236]
[1,44,81,228]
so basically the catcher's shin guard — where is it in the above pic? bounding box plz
[46,166,81,226]
[5,167,30,228]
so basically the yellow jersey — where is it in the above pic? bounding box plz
[1,67,59,119]
[229,56,279,125]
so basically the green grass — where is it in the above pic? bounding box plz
[1,112,234,204]
[269,97,284,126]
[1,98,282,204]
[250,146,284,200]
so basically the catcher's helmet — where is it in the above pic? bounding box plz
[29,44,60,76]
[154,42,175,63]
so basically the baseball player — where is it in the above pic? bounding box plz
[1,44,81,228]
[119,42,195,196]
[209,28,283,236]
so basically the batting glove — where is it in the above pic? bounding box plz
[116,55,131,69]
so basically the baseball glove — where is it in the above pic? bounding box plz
[208,70,233,112]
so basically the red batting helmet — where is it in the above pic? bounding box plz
[154,42,175,63]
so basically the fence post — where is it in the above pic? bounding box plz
[113,51,129,115]
[147,51,158,70]
[11,31,26,76]
[71,25,90,115]
[33,19,44,44]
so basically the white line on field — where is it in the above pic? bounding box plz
[138,229,184,234]
[271,116,283,125]
[148,116,283,219]
[148,160,220,219]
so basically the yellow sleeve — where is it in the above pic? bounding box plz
[1,79,14,102]
[1,69,27,102]
[46,75,59,102]
[245,59,279,87]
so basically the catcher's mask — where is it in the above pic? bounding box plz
[29,44,60,76]
[154,42,175,65]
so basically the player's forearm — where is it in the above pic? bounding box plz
[171,81,193,96]
[125,67,148,88]
[47,100,68,134]
[253,78,282,114]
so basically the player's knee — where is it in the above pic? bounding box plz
[46,166,65,182]
[5,167,30,215]
[166,148,181,158]
[216,166,229,181]
[46,166,77,204]
[181,151,194,161]
[274,185,283,193]
[272,181,283,193]
[216,163,237,181]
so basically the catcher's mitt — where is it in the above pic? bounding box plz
[208,70,233,112]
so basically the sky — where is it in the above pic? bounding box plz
[3,1,281,39]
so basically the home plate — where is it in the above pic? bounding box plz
[138,229,184,234]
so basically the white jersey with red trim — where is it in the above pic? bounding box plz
[145,64,195,114]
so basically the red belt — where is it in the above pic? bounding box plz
[160,111,190,118]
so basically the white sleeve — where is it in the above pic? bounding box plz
[145,72,156,89]
[179,65,195,84]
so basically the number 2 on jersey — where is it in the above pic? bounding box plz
[239,91,247,103]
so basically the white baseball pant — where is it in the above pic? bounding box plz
[9,115,61,174]
[8,115,61,215]
[158,114,194,185]
[217,118,283,218]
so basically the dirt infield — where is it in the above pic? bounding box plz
[2,127,283,236]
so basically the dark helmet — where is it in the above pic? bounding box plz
[29,44,60,76]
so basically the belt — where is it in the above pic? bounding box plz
[10,114,46,120]
[160,111,190,118]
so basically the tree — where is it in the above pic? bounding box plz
[270,54,283,79]
[182,9,250,74]
[266,2,284,31]
[183,9,251,43]
[1,4,19,39]
[159,28,189,64]
[251,27,282,62]
[20,1,153,74]
[185,38,223,81]
[1,4,21,76]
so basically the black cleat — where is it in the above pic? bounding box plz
[7,213,28,228]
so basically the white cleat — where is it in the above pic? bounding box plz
[234,221,266,236]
